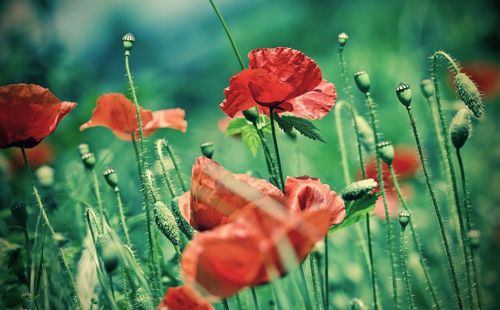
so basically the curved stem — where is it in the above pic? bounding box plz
[399,231,416,310]
[433,51,460,74]
[405,106,463,310]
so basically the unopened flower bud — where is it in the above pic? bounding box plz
[377,141,394,165]
[450,108,471,149]
[100,239,120,273]
[35,165,54,188]
[420,79,435,98]
[396,83,412,107]
[78,143,90,157]
[81,153,96,170]
[342,179,378,201]
[153,201,180,249]
[350,298,367,310]
[355,116,375,152]
[467,229,480,250]
[103,168,119,189]
[454,72,484,117]
[10,201,28,228]
[122,33,135,52]
[200,142,214,159]
[242,107,259,124]
[398,210,411,231]
[338,32,349,47]
[354,71,370,94]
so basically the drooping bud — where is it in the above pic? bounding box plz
[10,201,28,228]
[350,298,368,310]
[467,229,480,250]
[103,168,119,189]
[35,165,54,189]
[377,141,394,165]
[454,72,484,117]
[396,83,412,107]
[338,32,349,47]
[78,143,90,157]
[420,79,435,98]
[200,142,214,159]
[100,239,120,273]
[354,71,370,94]
[355,115,375,152]
[398,210,411,231]
[171,198,194,239]
[242,107,259,124]
[341,179,378,201]
[450,108,471,149]
[153,201,180,249]
[81,153,96,170]
[122,33,135,52]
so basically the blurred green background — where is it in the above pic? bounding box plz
[0,0,498,308]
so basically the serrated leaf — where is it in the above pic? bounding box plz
[226,118,248,135]
[241,125,261,156]
[275,114,325,142]
[330,193,379,232]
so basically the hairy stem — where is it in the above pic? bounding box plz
[399,231,416,310]
[309,255,323,310]
[92,170,105,233]
[162,140,187,192]
[115,187,131,248]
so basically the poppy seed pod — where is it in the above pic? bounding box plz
[153,201,180,248]
[341,178,378,201]
[35,165,55,189]
[103,168,119,189]
[338,32,349,47]
[420,79,435,98]
[454,72,484,117]
[242,107,259,124]
[398,209,411,231]
[78,143,90,157]
[396,83,412,107]
[200,142,214,159]
[350,298,368,310]
[377,141,394,165]
[122,33,135,52]
[450,108,471,149]
[81,153,96,170]
[10,201,28,228]
[100,239,120,273]
[354,71,370,94]
[467,229,480,250]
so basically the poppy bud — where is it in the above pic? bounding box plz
[338,32,349,47]
[103,168,119,189]
[341,179,378,201]
[377,141,394,165]
[420,79,435,99]
[354,71,370,94]
[355,116,375,152]
[81,153,96,170]
[10,201,28,228]
[35,165,54,189]
[450,108,471,149]
[122,33,135,52]
[200,142,214,159]
[396,83,412,107]
[100,239,120,273]
[454,72,484,117]
[78,143,90,157]
[398,210,411,231]
[467,229,480,250]
[350,298,367,310]
[153,201,180,249]
[242,107,259,124]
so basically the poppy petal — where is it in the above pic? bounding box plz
[158,286,213,310]
[284,80,336,120]
[144,108,188,134]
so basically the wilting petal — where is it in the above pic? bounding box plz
[157,286,213,310]
[79,93,153,141]
[284,80,336,120]
[248,47,323,99]
[284,176,346,225]
[144,108,187,135]
[0,84,77,149]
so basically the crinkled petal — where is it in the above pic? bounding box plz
[158,286,213,310]
[144,108,187,135]
[0,84,77,148]
[284,80,336,120]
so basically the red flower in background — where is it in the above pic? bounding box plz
[220,47,336,119]
[460,62,500,99]
[0,84,77,149]
[80,93,187,140]
[10,141,54,169]
[157,286,213,310]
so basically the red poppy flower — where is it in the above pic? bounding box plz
[80,93,187,140]
[157,286,213,310]
[220,47,336,119]
[10,141,54,169]
[0,84,77,149]
[460,62,500,99]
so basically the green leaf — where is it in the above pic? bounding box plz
[275,114,325,142]
[330,193,379,232]
[226,118,248,136]
[241,125,261,156]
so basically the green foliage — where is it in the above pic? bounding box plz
[274,114,325,142]
[330,193,379,232]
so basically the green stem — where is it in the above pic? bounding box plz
[162,140,187,192]
[364,93,398,308]
[298,265,313,309]
[335,101,351,184]
[115,187,132,248]
[433,51,460,74]
[365,215,378,310]
[389,165,441,309]
[404,106,463,310]
[29,214,41,309]
[251,287,260,310]
[310,255,323,310]
[21,148,82,309]
[269,109,285,190]
[92,170,105,232]
[155,141,178,197]
[399,231,416,310]
[222,298,230,310]
[255,123,279,185]
[324,235,329,309]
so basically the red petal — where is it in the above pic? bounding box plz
[248,47,323,99]
[80,93,153,141]
[178,192,192,223]
[0,84,77,149]
[284,80,336,120]
[158,286,213,310]
[144,108,188,135]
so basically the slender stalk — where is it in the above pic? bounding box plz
[269,109,285,190]
[389,165,441,309]
[29,214,41,309]
[91,170,105,231]
[456,148,483,310]
[298,266,313,309]
[404,106,463,310]
[255,124,279,185]
[365,216,378,310]
[115,187,131,248]
[155,140,178,197]
[21,148,82,309]
[251,287,260,310]
[324,236,329,309]
[364,93,398,308]
[162,140,187,192]
[399,231,416,310]
[309,255,323,310]
[222,298,230,310]
[335,102,351,183]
